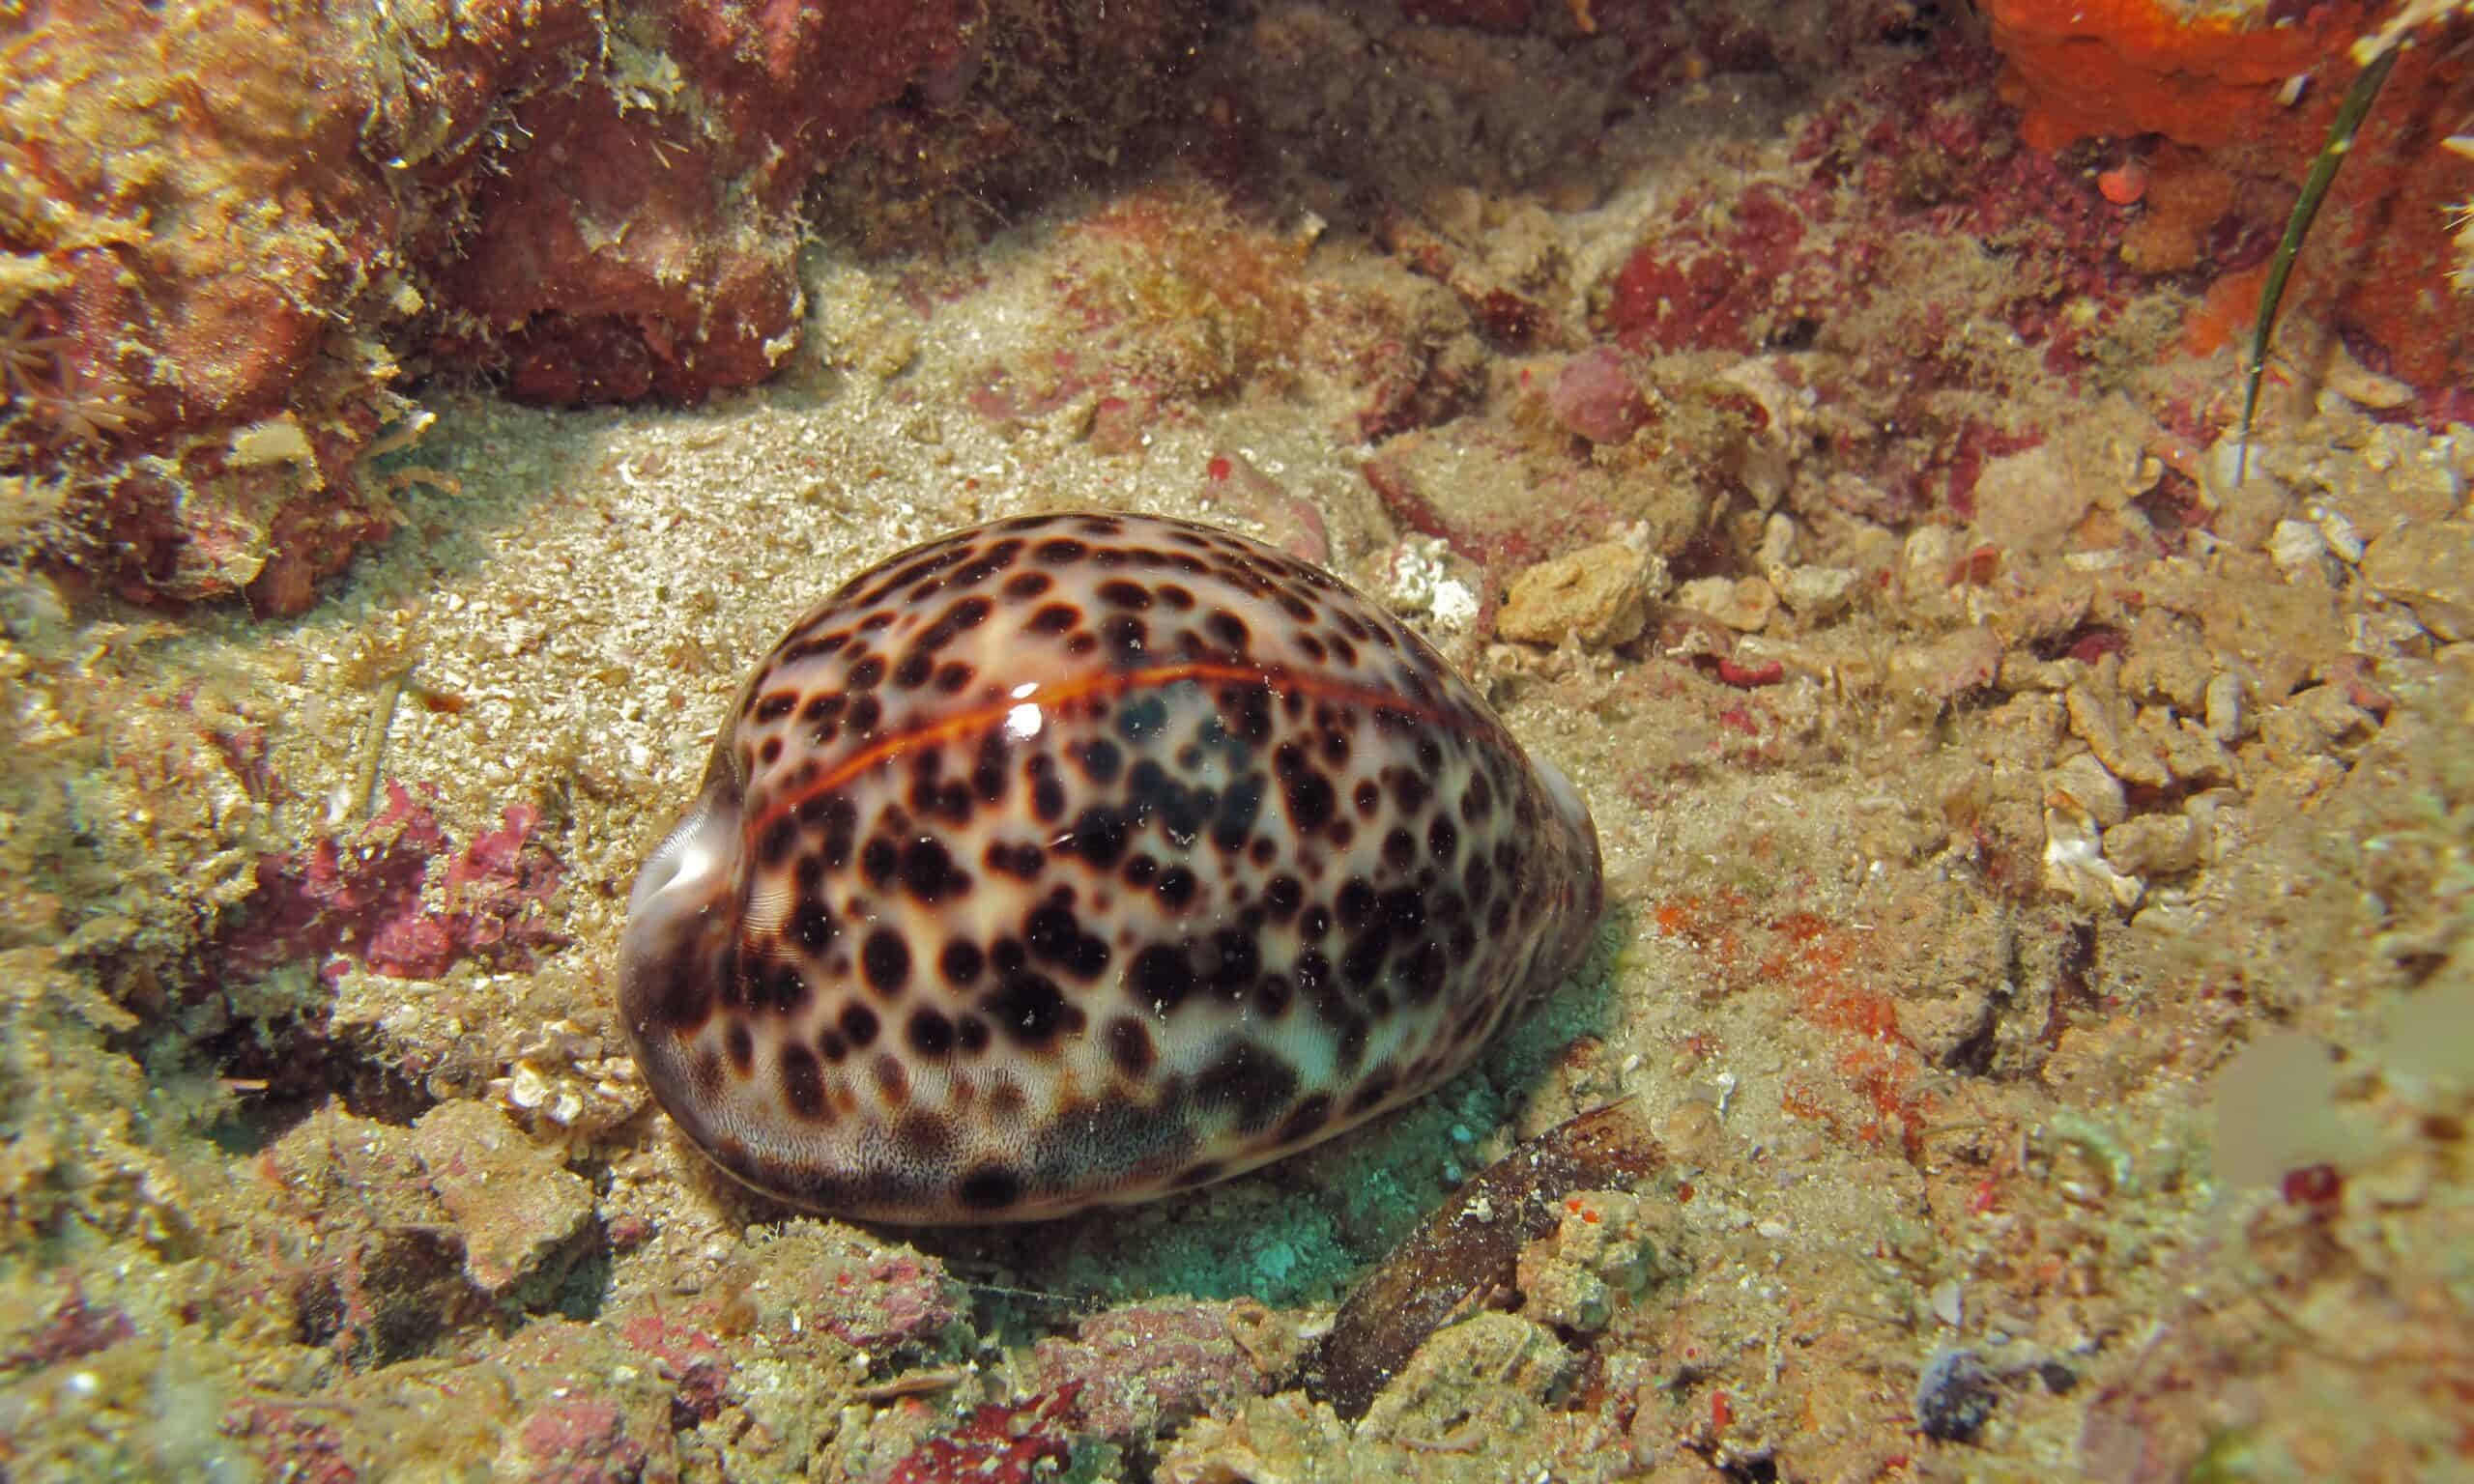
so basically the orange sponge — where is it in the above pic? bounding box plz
[1983,0,2364,153]
[1987,0,2470,391]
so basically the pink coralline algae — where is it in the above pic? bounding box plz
[2,1286,134,1373]
[1025,1302,1273,1444]
[510,1397,650,1484]
[825,1254,958,1355]
[223,1401,360,1484]
[224,782,566,983]
[887,1384,1080,1484]
[1605,184,1815,356]
[756,1243,962,1359]
[1548,348,1650,444]
[617,1312,734,1426]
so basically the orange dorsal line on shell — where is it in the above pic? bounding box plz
[746,659,1467,842]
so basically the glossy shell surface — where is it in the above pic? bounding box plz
[619,511,1602,1222]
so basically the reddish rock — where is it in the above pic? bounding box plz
[223,1401,360,1484]
[2,0,968,608]
[510,1399,648,1484]
[1548,348,1648,444]
[252,1105,482,1369]
[2,1286,134,1373]
[616,1311,734,1425]
[434,84,803,405]
[1027,1302,1276,1444]
[888,1386,1079,1484]
[486,1320,688,1482]
[0,0,594,609]
[217,782,567,985]
[433,0,967,406]
[246,483,399,619]
[1605,185,1813,355]
[720,1221,965,1362]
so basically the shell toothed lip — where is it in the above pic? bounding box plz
[630,802,730,916]
[618,510,1603,1223]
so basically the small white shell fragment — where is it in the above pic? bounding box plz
[2048,752,2128,828]
[1756,513,1798,568]
[1929,1278,1966,1329]
[2311,506,2366,563]
[2269,519,2336,584]
[2204,671,2250,744]
[2042,799,2143,911]
[1770,564,1857,623]
[229,413,317,470]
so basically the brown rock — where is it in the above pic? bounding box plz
[1999,579,2096,651]
[2048,753,2127,827]
[1772,563,1859,624]
[2191,571,2345,701]
[2258,685,2376,765]
[1902,625,2005,705]
[2361,521,2474,641]
[1674,574,1776,634]
[1497,541,1659,648]
[2064,671,2171,789]
[1357,1311,1569,1441]
[2118,640,2215,713]
[2156,714,2236,786]
[2104,812,2206,878]
[1401,0,1535,30]
[1158,1394,1354,1484]
[1973,445,2094,554]
[258,1104,479,1366]
[410,1100,594,1298]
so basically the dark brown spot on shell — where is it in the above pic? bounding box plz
[874,1052,910,1106]
[1108,1015,1158,1077]
[907,1007,956,1058]
[862,929,910,995]
[957,1164,1022,1211]
[1196,1041,1300,1135]
[782,1044,826,1119]
[1273,1092,1334,1147]
[896,1109,956,1162]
